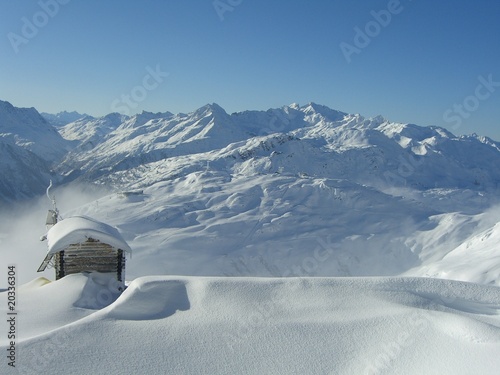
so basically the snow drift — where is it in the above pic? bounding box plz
[2,273,500,375]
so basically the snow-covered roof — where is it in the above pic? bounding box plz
[45,216,132,255]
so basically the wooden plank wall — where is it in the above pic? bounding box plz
[55,241,126,282]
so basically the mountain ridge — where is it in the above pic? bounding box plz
[2,99,500,202]
[41,110,91,127]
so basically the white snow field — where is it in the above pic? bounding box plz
[1,273,500,375]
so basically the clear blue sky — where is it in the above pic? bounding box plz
[1,0,499,139]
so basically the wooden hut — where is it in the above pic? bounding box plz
[38,215,132,285]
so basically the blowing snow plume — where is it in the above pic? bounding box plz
[0,183,110,284]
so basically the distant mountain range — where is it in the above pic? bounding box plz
[41,110,91,127]
[2,99,499,203]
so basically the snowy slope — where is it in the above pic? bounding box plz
[0,139,55,203]
[58,170,497,287]
[2,274,500,375]
[58,112,129,152]
[409,220,500,285]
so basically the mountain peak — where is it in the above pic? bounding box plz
[0,99,50,131]
[0,99,69,167]
[0,99,15,111]
[192,103,229,119]
[103,112,129,123]
[300,102,347,122]
[0,99,45,122]
[371,114,387,123]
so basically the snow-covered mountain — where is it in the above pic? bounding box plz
[56,102,500,192]
[57,104,248,180]
[41,110,90,127]
[58,112,129,153]
[0,100,70,202]
[0,100,69,161]
[0,139,56,203]
[1,99,500,286]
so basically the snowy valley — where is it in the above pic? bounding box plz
[1,99,500,374]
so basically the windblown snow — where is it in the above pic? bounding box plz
[1,100,500,374]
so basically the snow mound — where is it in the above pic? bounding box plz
[103,277,190,320]
[45,215,131,255]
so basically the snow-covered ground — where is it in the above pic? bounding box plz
[1,172,499,373]
[1,273,500,374]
